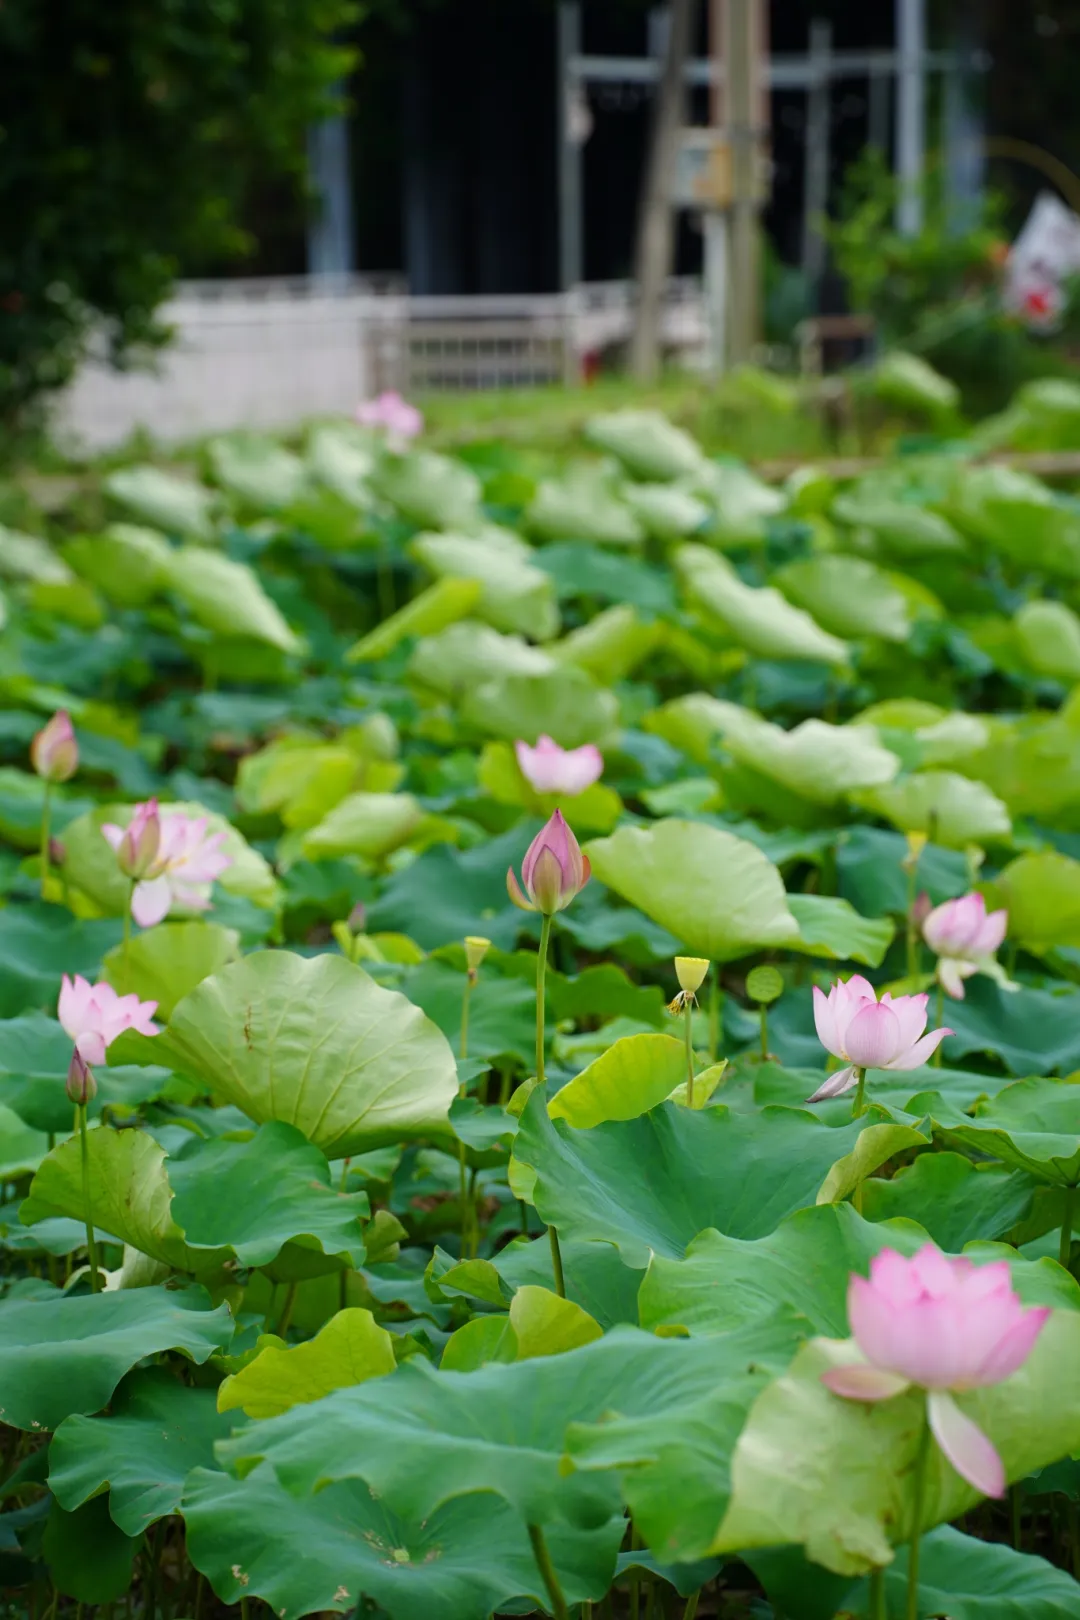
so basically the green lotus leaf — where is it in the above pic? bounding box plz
[459,666,619,749]
[870,351,960,417]
[986,851,1080,953]
[959,711,1080,822]
[851,770,1012,848]
[861,1153,1037,1251]
[775,555,912,643]
[723,713,900,805]
[941,979,1080,1076]
[346,576,483,663]
[103,466,218,539]
[1015,599,1080,682]
[934,1077,1080,1187]
[527,468,646,546]
[301,791,422,861]
[622,482,709,541]
[548,1033,689,1128]
[207,433,308,512]
[63,523,173,607]
[408,621,556,694]
[410,530,559,640]
[831,492,967,560]
[552,603,661,683]
[690,462,787,547]
[42,1496,138,1604]
[165,546,302,652]
[676,544,848,664]
[866,1524,1080,1620]
[0,1011,168,1134]
[101,920,240,1019]
[944,464,1080,579]
[784,894,895,967]
[584,410,705,481]
[0,1103,49,1177]
[305,421,376,507]
[371,449,483,530]
[218,1308,396,1419]
[508,1284,603,1359]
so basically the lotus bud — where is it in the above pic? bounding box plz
[506,810,591,916]
[30,710,78,784]
[49,837,66,867]
[66,1048,97,1107]
[464,935,491,982]
[113,799,161,880]
[347,900,368,934]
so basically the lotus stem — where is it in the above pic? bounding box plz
[123,881,134,976]
[683,999,695,1109]
[39,781,52,898]
[1061,1185,1076,1270]
[276,1280,299,1337]
[905,861,919,981]
[933,980,945,1066]
[459,974,474,1257]
[77,1105,101,1293]
[868,1567,886,1620]
[681,1594,700,1620]
[906,1418,933,1620]
[536,913,566,1296]
[759,1003,769,1062]
[708,966,720,1063]
[527,1524,569,1620]
[851,1067,867,1120]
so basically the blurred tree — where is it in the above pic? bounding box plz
[0,0,355,431]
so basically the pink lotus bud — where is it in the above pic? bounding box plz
[66,1048,97,1106]
[821,1244,1049,1496]
[356,391,423,448]
[506,810,590,916]
[106,799,161,880]
[348,900,368,934]
[514,735,604,798]
[807,974,951,1101]
[49,837,66,867]
[922,892,1009,1001]
[910,890,932,930]
[30,711,78,783]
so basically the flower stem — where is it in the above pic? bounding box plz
[851,1067,867,1120]
[708,965,720,1063]
[77,1105,101,1293]
[905,860,919,981]
[933,980,944,1067]
[459,976,474,1257]
[759,1004,769,1062]
[39,781,53,898]
[527,1523,569,1620]
[1061,1184,1076,1270]
[276,1280,299,1337]
[683,999,695,1109]
[536,913,565,1297]
[906,1417,933,1620]
[869,1567,886,1620]
[123,881,134,977]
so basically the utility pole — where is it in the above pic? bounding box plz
[630,0,696,381]
[895,0,926,236]
[723,0,765,365]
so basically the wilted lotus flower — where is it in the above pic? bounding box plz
[923,892,1009,1001]
[808,974,951,1101]
[822,1244,1050,1495]
[31,710,78,783]
[104,798,161,880]
[102,808,232,927]
[669,955,709,1013]
[356,390,423,450]
[59,974,160,1067]
[507,810,590,916]
[514,735,603,798]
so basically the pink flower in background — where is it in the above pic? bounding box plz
[102,808,232,928]
[808,974,951,1101]
[30,710,78,783]
[822,1244,1050,1496]
[104,797,161,880]
[515,735,603,798]
[59,975,160,1067]
[507,809,591,916]
[923,892,1010,1001]
[356,390,423,449]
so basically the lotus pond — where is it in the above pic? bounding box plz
[4,395,1080,1620]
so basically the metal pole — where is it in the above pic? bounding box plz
[944,8,984,233]
[306,107,355,276]
[557,3,584,290]
[801,19,831,290]
[895,0,926,236]
[868,68,890,156]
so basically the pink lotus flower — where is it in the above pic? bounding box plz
[30,710,78,783]
[808,974,951,1101]
[104,798,161,881]
[59,974,160,1067]
[507,810,591,916]
[923,891,1010,1001]
[822,1244,1050,1496]
[515,735,603,798]
[356,390,423,450]
[102,808,232,928]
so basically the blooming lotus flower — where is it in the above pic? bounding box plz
[103,798,161,881]
[31,710,78,783]
[808,974,951,1101]
[59,974,160,1067]
[822,1244,1050,1496]
[507,810,590,916]
[356,390,423,449]
[514,735,603,798]
[102,809,232,928]
[923,891,1010,1001]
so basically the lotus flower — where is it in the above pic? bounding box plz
[822,1244,1050,1495]
[808,975,951,1101]
[356,390,423,449]
[514,735,603,798]
[30,710,78,783]
[102,808,232,928]
[105,797,161,881]
[66,1048,97,1106]
[59,974,160,1067]
[507,810,590,915]
[923,891,1010,1000]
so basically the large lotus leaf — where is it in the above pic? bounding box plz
[831,492,967,560]
[101,920,240,1019]
[784,894,895,967]
[21,1121,369,1274]
[585,819,797,962]
[870,351,960,417]
[533,540,677,614]
[551,603,661,683]
[104,466,218,539]
[235,735,363,821]
[851,770,1012,848]
[207,434,307,511]
[676,544,848,664]
[410,531,560,640]
[0,524,73,584]
[165,547,301,652]
[495,1237,643,1331]
[836,825,974,919]
[714,1308,1080,1574]
[869,1525,1080,1620]
[371,449,483,530]
[0,1285,232,1430]
[459,666,620,749]
[944,464,1080,578]
[218,1308,396,1419]
[305,421,376,507]
[1015,599,1080,682]
[526,469,646,546]
[0,767,94,853]
[775,555,912,643]
[346,577,482,662]
[934,1078,1080,1187]
[623,482,709,541]
[408,620,555,694]
[720,713,900,805]
[183,1464,625,1620]
[402,958,535,1065]
[112,951,457,1156]
[0,1103,49,1177]
[986,851,1080,953]
[367,824,542,952]
[60,801,280,918]
[584,410,705,480]
[0,1011,167,1134]
[511,1090,928,1268]
[645,691,751,765]
[941,979,1080,1077]
[301,792,421,861]
[63,523,174,607]
[861,1154,1037,1250]
[49,1367,231,1535]
[691,462,787,546]
[548,1033,689,1128]
[856,700,990,769]
[959,712,1080,822]
[42,1494,138,1603]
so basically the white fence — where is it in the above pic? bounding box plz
[53,277,707,453]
